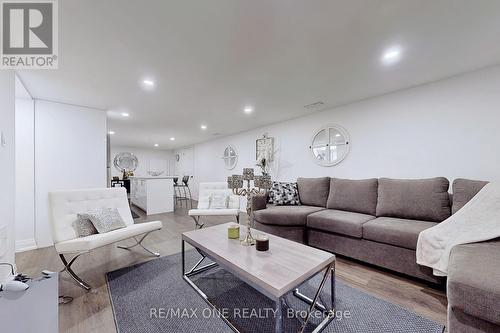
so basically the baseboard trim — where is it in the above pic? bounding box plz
[15,238,37,253]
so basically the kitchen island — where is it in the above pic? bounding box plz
[129,176,176,215]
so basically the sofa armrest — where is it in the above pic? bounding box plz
[448,240,500,326]
[252,194,268,211]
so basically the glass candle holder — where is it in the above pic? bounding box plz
[261,174,272,190]
[232,174,243,188]
[255,234,269,251]
[254,175,263,188]
[243,168,255,181]
[227,176,233,189]
[228,224,240,239]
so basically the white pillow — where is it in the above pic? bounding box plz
[209,193,229,209]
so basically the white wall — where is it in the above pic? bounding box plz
[15,78,36,252]
[173,146,194,178]
[0,71,15,281]
[109,146,173,178]
[35,100,107,248]
[191,66,500,199]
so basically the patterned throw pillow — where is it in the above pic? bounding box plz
[268,181,301,206]
[74,214,98,237]
[87,208,126,233]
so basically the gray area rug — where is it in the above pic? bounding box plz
[106,251,445,333]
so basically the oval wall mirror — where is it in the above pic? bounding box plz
[309,125,350,166]
[222,145,238,170]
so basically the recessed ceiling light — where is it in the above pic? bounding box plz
[170,137,175,141]
[200,125,207,130]
[108,131,115,135]
[140,78,156,91]
[154,143,159,147]
[244,106,254,114]
[381,46,403,66]
[121,112,129,117]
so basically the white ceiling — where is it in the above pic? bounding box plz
[18,0,500,149]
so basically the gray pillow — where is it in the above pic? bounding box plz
[87,208,126,233]
[376,177,451,222]
[74,214,98,237]
[327,178,378,215]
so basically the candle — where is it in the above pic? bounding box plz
[255,234,269,251]
[228,224,240,239]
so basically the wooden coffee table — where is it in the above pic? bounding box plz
[181,223,336,333]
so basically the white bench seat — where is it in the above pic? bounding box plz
[55,220,162,254]
[187,182,242,228]
[48,187,162,290]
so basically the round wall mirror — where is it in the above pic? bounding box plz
[309,125,350,166]
[113,152,139,172]
[222,145,238,170]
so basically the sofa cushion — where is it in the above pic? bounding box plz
[362,217,438,250]
[297,177,330,207]
[376,177,451,222]
[452,178,489,214]
[253,205,325,226]
[307,209,375,238]
[448,240,500,325]
[326,178,378,215]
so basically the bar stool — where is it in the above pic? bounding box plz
[173,177,179,206]
[174,176,193,209]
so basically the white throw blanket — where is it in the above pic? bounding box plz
[416,182,500,276]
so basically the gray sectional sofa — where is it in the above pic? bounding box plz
[253,176,500,332]
[253,176,453,283]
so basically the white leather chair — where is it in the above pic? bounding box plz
[188,182,242,228]
[49,187,162,290]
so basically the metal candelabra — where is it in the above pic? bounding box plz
[228,168,272,246]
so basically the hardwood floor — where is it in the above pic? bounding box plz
[16,205,447,333]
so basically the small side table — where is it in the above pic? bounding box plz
[111,179,131,193]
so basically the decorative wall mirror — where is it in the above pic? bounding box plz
[113,152,139,178]
[309,125,350,166]
[113,152,139,173]
[222,145,238,170]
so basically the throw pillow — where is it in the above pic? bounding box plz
[209,193,229,209]
[87,208,126,233]
[267,182,277,204]
[74,213,98,237]
[270,181,301,206]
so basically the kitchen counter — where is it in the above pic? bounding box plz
[130,177,175,215]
